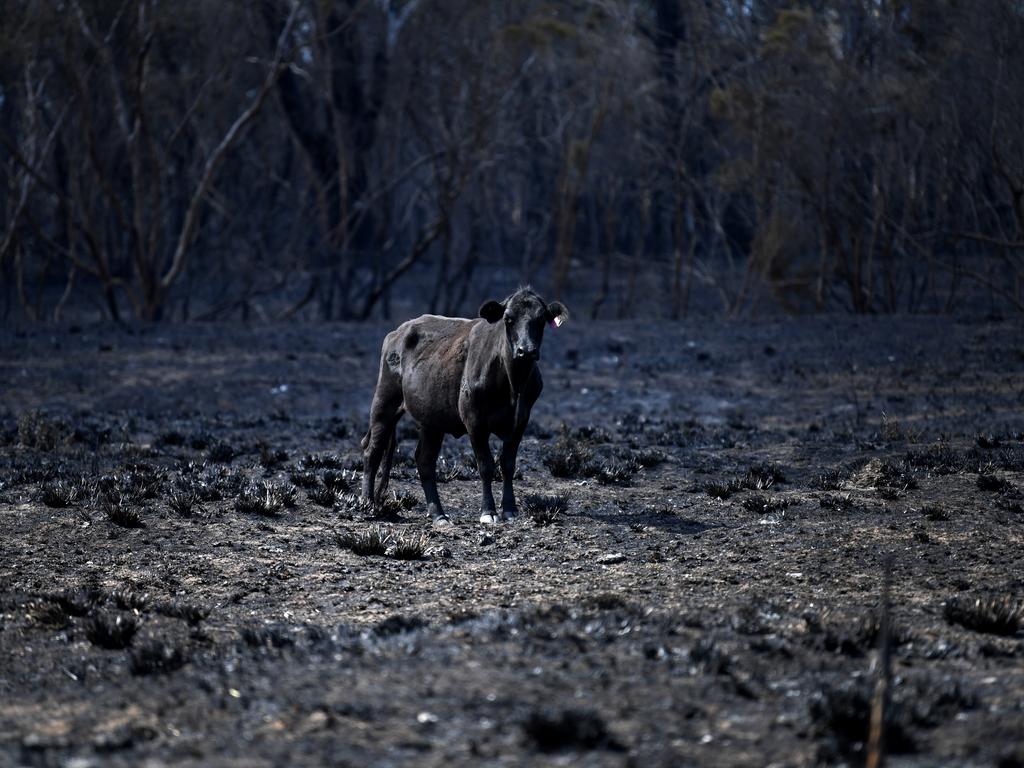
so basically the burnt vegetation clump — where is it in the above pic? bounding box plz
[52,587,102,617]
[523,493,570,527]
[290,469,320,489]
[235,481,293,516]
[17,410,70,451]
[85,612,139,650]
[206,441,236,464]
[307,484,338,508]
[29,601,70,629]
[39,478,81,508]
[542,440,595,479]
[257,442,289,468]
[976,473,1016,494]
[130,639,187,676]
[819,493,854,512]
[111,588,150,612]
[388,531,430,560]
[157,599,210,626]
[336,525,429,559]
[744,462,786,490]
[301,452,346,470]
[167,485,201,516]
[904,442,965,475]
[336,525,392,557]
[742,494,791,515]
[367,491,418,519]
[810,683,916,758]
[591,458,640,486]
[101,493,144,528]
[921,504,952,521]
[875,458,920,499]
[944,595,1023,636]
[815,468,846,491]
[540,428,641,485]
[522,708,622,753]
[704,479,743,500]
[97,464,166,503]
[321,469,353,493]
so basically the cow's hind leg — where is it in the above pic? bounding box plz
[415,428,447,525]
[361,375,404,504]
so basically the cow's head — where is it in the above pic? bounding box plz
[480,288,568,363]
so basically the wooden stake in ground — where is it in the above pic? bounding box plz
[866,557,893,768]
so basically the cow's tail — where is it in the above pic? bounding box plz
[374,423,398,506]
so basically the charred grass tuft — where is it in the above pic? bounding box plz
[130,639,187,675]
[290,469,320,489]
[206,441,236,463]
[167,485,201,516]
[815,468,846,491]
[743,462,786,490]
[336,525,392,556]
[85,612,138,649]
[741,493,790,515]
[705,462,788,499]
[336,524,430,559]
[945,595,1023,636]
[388,530,430,560]
[301,452,346,470]
[523,708,622,752]
[977,473,1016,494]
[704,479,743,499]
[235,481,294,516]
[39,478,81,507]
[523,492,569,527]
[810,683,916,758]
[101,492,144,528]
[873,458,919,499]
[819,493,854,512]
[542,430,642,486]
[156,599,210,626]
[18,410,70,451]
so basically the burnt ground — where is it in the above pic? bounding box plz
[1,316,1023,767]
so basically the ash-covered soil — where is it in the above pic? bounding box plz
[1,316,1023,767]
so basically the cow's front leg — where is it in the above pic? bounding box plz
[468,427,498,524]
[499,438,522,520]
[499,389,536,521]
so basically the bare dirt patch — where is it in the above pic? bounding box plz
[2,317,1023,766]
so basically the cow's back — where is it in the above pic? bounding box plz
[390,314,477,435]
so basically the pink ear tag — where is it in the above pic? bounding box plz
[549,316,563,329]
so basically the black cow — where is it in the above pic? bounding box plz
[360,287,568,524]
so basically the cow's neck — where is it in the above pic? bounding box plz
[506,357,535,399]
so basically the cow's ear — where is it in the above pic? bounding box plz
[479,300,505,323]
[547,301,569,327]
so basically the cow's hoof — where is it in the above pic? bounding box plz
[432,515,452,528]
[501,508,518,521]
[479,512,498,525]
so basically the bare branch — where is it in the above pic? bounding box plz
[158,2,301,295]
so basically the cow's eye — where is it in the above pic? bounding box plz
[504,316,513,325]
